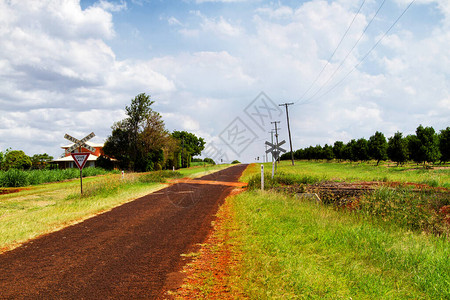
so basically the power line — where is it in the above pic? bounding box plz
[296,0,368,104]
[301,0,388,104]
[309,0,416,103]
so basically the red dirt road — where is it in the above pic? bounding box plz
[0,164,248,299]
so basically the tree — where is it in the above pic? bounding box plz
[323,144,334,161]
[368,131,388,165]
[125,93,155,170]
[103,93,176,171]
[408,125,440,165]
[31,153,54,169]
[353,138,370,162]
[439,127,450,163]
[96,155,114,170]
[387,132,408,166]
[4,150,32,170]
[333,141,345,161]
[343,140,357,161]
[172,131,205,168]
[103,121,131,170]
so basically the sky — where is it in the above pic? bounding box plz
[0,0,449,163]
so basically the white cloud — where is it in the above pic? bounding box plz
[0,0,175,156]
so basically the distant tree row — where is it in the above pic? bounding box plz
[280,125,450,165]
[0,149,54,171]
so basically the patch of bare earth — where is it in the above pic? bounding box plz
[170,188,247,300]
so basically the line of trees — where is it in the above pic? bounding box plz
[102,93,205,172]
[280,125,450,166]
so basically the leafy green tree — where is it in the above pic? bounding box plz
[368,131,388,165]
[408,125,440,164]
[387,132,408,166]
[31,153,53,169]
[4,150,32,170]
[343,140,357,161]
[439,127,450,163]
[125,93,154,169]
[172,131,205,168]
[103,122,131,170]
[96,155,114,170]
[354,138,370,162]
[323,144,334,161]
[104,93,177,171]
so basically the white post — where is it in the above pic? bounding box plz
[261,164,264,191]
[173,166,175,172]
[271,161,275,179]
[121,170,124,180]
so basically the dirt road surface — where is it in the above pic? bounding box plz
[0,164,248,299]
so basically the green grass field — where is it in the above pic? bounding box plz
[183,161,449,299]
[0,164,229,253]
[245,160,450,188]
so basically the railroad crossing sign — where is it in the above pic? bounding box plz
[70,153,90,170]
[64,132,96,195]
[64,132,96,154]
[265,140,287,160]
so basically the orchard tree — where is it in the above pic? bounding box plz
[333,141,345,161]
[439,127,450,163]
[409,125,440,165]
[354,138,370,162]
[368,131,388,165]
[387,132,408,166]
[323,144,334,161]
[344,139,357,161]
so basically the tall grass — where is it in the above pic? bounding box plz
[0,168,117,187]
[359,187,450,235]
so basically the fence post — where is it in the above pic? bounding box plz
[261,164,264,191]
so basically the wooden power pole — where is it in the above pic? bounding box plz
[279,102,295,166]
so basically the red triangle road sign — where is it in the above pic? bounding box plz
[71,153,90,170]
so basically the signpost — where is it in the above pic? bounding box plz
[64,132,96,194]
[265,140,286,161]
[265,140,287,178]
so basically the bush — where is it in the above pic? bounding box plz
[247,172,322,190]
[203,158,216,165]
[359,187,450,235]
[231,160,241,164]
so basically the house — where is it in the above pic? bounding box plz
[52,142,107,169]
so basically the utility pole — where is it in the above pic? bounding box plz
[279,102,295,166]
[268,130,274,163]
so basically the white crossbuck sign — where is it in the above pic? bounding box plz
[265,140,287,160]
[64,132,96,154]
